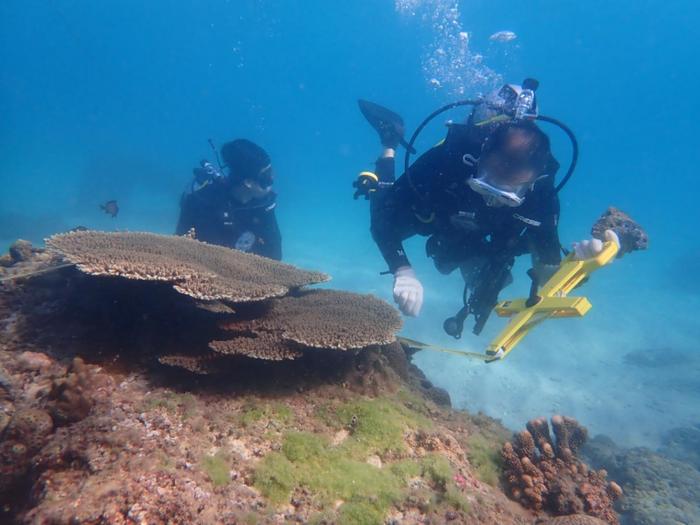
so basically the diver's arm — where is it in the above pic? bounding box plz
[370,144,447,272]
[528,194,563,283]
[175,193,195,236]
[256,208,282,261]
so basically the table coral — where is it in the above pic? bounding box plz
[47,230,329,302]
[216,289,403,360]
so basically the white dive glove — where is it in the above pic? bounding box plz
[572,229,620,260]
[393,266,424,317]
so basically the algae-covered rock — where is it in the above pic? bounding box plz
[9,240,34,263]
[0,233,536,525]
[585,434,700,525]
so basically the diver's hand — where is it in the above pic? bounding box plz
[572,229,620,260]
[393,266,424,317]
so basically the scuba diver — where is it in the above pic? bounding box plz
[355,79,618,336]
[176,138,282,260]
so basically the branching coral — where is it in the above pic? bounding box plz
[47,231,329,302]
[502,416,621,524]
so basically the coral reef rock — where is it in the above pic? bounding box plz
[502,416,621,524]
[659,423,700,471]
[536,516,609,525]
[591,207,648,257]
[0,353,109,502]
[9,239,34,263]
[0,240,65,282]
[585,434,700,525]
[47,230,329,302]
[0,239,547,524]
[46,357,99,424]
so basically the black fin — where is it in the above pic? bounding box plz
[358,99,415,153]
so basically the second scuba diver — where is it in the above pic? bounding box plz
[176,139,282,260]
[355,79,618,337]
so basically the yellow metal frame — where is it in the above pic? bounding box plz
[484,239,619,362]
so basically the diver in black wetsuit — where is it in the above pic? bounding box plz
[356,81,617,335]
[176,139,282,260]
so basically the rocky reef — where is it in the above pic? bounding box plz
[584,433,700,525]
[502,417,622,524]
[0,234,631,524]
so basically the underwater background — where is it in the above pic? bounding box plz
[1,0,698,454]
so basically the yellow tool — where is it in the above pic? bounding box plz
[484,238,619,362]
[397,336,489,361]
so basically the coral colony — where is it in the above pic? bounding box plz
[0,231,637,524]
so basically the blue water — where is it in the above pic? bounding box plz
[2,0,698,450]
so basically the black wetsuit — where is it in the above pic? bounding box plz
[370,124,562,275]
[176,178,282,260]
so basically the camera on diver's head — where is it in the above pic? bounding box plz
[494,78,539,120]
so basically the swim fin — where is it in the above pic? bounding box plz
[358,99,416,153]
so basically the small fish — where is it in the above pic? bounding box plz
[489,30,517,43]
[100,200,119,218]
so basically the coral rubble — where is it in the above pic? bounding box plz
[502,416,621,524]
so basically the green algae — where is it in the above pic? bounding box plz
[254,451,296,503]
[239,400,294,428]
[389,459,422,482]
[442,485,471,513]
[253,397,476,522]
[337,501,385,525]
[419,454,470,514]
[142,391,198,419]
[420,454,452,489]
[466,433,503,486]
[201,450,231,487]
[255,431,403,508]
[320,397,431,458]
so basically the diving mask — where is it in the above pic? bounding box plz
[240,164,274,196]
[467,175,527,207]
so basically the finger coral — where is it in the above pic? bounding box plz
[502,416,621,525]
